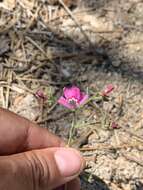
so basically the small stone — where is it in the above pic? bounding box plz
[61,68,71,78]
[11,94,40,121]
[112,60,121,67]
[103,102,114,112]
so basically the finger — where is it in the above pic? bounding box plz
[0,108,64,155]
[0,148,85,190]
[66,178,81,190]
[55,178,80,190]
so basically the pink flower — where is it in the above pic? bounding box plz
[35,90,47,100]
[58,86,88,109]
[111,122,120,129]
[101,84,114,96]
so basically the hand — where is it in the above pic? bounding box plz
[0,108,85,190]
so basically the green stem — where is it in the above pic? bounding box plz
[67,111,76,146]
[67,95,103,146]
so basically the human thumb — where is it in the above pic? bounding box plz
[0,147,85,190]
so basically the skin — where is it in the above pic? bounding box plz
[0,108,84,190]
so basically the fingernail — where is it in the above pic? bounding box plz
[55,148,84,177]
[60,141,66,147]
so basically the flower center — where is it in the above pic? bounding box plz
[68,97,78,106]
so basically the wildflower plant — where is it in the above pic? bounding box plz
[58,86,88,110]
[57,84,115,146]
[58,86,88,145]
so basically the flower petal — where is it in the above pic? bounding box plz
[58,96,75,109]
[111,122,119,129]
[102,84,114,96]
[63,86,81,101]
[35,89,47,100]
[78,93,88,106]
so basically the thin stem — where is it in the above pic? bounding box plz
[67,120,75,146]
[67,111,76,146]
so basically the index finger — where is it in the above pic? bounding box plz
[0,108,64,155]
